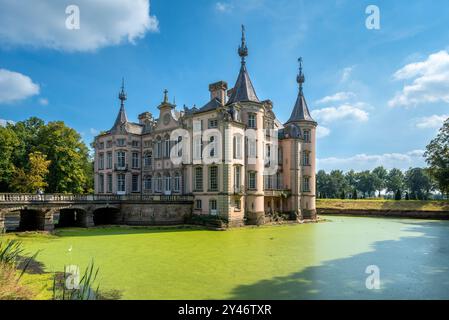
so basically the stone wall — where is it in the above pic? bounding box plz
[119,202,193,225]
[317,208,449,220]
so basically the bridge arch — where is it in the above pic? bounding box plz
[92,206,121,226]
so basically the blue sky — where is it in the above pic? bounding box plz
[1,0,449,171]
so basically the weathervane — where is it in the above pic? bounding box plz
[118,77,127,107]
[297,57,305,94]
[238,24,248,64]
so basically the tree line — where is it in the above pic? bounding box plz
[318,117,449,200]
[316,167,436,200]
[0,117,93,194]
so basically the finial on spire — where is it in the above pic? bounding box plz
[297,57,305,93]
[238,24,248,63]
[118,77,127,107]
[163,89,169,103]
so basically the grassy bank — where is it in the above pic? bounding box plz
[317,199,449,212]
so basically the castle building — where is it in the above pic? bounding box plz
[94,26,317,226]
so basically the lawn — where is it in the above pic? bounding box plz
[317,199,449,211]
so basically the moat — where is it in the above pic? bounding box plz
[5,216,449,300]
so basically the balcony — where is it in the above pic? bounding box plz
[114,164,128,171]
[264,188,291,198]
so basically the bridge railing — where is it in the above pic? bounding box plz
[0,193,194,203]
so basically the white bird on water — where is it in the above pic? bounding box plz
[68,245,73,253]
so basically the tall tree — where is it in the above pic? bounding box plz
[386,168,404,195]
[372,166,388,197]
[425,118,449,197]
[0,126,20,191]
[405,168,433,200]
[36,121,91,193]
[356,171,376,198]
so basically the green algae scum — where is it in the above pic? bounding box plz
[4,216,449,300]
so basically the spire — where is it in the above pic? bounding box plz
[113,78,128,128]
[285,58,316,125]
[163,89,169,104]
[227,25,260,105]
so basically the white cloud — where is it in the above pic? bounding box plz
[0,69,40,103]
[318,150,426,172]
[389,50,449,107]
[39,98,49,106]
[311,104,369,124]
[215,2,233,12]
[316,126,330,139]
[0,119,15,127]
[90,128,99,136]
[316,92,355,105]
[415,114,448,129]
[0,0,159,52]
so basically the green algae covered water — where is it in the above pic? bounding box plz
[6,216,449,299]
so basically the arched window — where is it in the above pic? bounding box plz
[144,151,152,167]
[156,136,162,158]
[164,135,170,158]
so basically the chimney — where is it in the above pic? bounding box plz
[138,112,152,125]
[209,81,228,104]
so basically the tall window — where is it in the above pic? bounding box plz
[117,151,126,168]
[248,172,256,190]
[107,152,112,169]
[233,135,242,159]
[303,130,311,143]
[98,174,104,193]
[174,173,180,192]
[132,152,139,169]
[144,151,152,167]
[248,113,256,128]
[98,153,104,170]
[235,199,241,210]
[132,140,139,148]
[164,174,171,192]
[265,144,271,167]
[195,199,202,210]
[302,151,310,166]
[248,138,257,158]
[234,166,241,191]
[107,174,112,193]
[132,175,139,192]
[117,174,126,192]
[156,174,162,192]
[302,176,310,192]
[194,167,203,191]
[209,166,218,191]
[156,137,162,158]
[164,136,170,158]
[144,176,152,191]
[209,199,217,215]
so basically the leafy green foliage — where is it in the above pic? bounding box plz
[0,117,93,194]
[425,118,449,196]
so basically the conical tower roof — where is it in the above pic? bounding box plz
[227,25,260,105]
[285,58,316,125]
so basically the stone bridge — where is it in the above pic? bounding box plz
[0,194,194,233]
